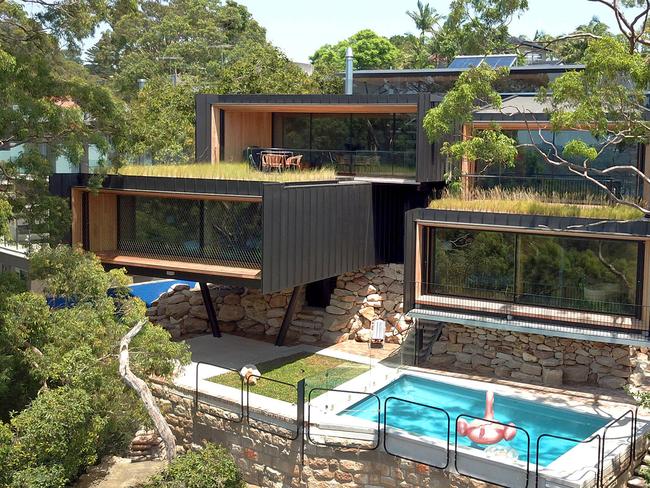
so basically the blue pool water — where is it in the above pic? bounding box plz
[129,280,197,306]
[342,375,610,467]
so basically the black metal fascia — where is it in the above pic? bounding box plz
[413,208,650,238]
[197,93,422,106]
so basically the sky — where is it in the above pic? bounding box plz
[237,0,622,63]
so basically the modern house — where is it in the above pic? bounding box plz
[50,59,650,388]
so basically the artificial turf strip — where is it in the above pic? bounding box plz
[207,352,368,402]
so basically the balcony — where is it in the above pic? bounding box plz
[246,148,416,179]
[56,174,376,293]
[462,174,643,203]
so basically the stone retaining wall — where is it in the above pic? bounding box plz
[426,323,650,389]
[151,382,466,487]
[151,381,641,488]
[145,264,411,346]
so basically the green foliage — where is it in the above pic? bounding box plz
[0,246,190,486]
[444,129,518,167]
[423,64,506,141]
[1,1,123,244]
[553,17,613,64]
[562,139,598,161]
[433,0,529,60]
[9,387,104,481]
[311,29,399,71]
[8,465,67,488]
[89,0,266,99]
[140,444,244,488]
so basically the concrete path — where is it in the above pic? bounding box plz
[73,457,165,488]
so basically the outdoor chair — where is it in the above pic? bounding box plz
[262,153,285,171]
[285,154,303,170]
[370,319,386,348]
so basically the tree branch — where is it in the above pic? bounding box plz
[119,320,176,462]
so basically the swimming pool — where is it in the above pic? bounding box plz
[341,374,610,467]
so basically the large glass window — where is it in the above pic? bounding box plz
[472,130,641,198]
[272,112,417,176]
[118,196,262,268]
[421,227,641,315]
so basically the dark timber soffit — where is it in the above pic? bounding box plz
[198,93,422,105]
[412,208,650,238]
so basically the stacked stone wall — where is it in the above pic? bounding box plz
[427,323,650,389]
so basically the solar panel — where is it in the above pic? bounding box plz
[448,56,485,69]
[483,55,517,68]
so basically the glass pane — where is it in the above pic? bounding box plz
[311,115,349,151]
[278,114,310,149]
[429,228,516,301]
[517,235,639,314]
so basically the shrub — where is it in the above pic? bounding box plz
[8,465,67,488]
[9,387,105,482]
[140,444,244,488]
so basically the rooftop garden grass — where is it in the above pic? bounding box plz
[430,189,644,220]
[117,162,338,182]
[208,352,368,402]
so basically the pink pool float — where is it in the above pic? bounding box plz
[456,390,517,445]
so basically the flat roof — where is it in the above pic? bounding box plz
[351,64,585,78]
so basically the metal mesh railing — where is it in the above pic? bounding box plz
[118,195,262,268]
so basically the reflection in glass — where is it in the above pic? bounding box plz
[422,227,641,315]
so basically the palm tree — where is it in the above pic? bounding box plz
[406,1,443,67]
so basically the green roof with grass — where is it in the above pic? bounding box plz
[117,162,338,182]
[208,352,368,402]
[430,189,644,220]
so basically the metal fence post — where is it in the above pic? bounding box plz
[297,379,306,467]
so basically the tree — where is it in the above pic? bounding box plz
[311,29,400,72]
[432,0,529,61]
[553,17,613,63]
[1,1,124,244]
[88,0,266,99]
[405,1,443,67]
[0,246,190,486]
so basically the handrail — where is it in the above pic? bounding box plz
[600,409,635,488]
[454,413,531,488]
[383,396,450,469]
[246,374,301,440]
[306,387,381,450]
[194,361,244,423]
[535,433,601,488]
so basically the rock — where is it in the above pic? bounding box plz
[183,317,208,333]
[366,293,383,302]
[189,294,204,306]
[522,352,537,362]
[358,284,378,297]
[564,365,589,383]
[223,294,240,305]
[542,368,563,387]
[219,321,236,332]
[170,283,190,292]
[218,304,245,322]
[266,308,286,319]
[359,307,376,321]
[167,302,191,318]
[246,323,265,335]
[344,281,362,292]
[268,295,287,308]
[165,293,187,305]
[520,363,542,376]
[355,329,371,342]
[598,375,626,389]
[325,305,346,315]
[383,300,396,312]
[430,341,448,355]
[330,299,354,310]
[189,305,208,320]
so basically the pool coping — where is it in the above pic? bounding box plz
[174,349,649,488]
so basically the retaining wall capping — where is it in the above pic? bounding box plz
[150,381,645,488]
[146,264,412,345]
[425,323,650,390]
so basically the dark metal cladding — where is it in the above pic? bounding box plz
[49,173,83,198]
[403,207,423,312]
[261,181,376,293]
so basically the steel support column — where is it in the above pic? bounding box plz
[275,285,303,346]
[199,282,221,338]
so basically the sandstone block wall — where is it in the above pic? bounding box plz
[426,323,650,390]
[145,264,412,346]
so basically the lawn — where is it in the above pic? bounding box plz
[208,352,368,402]
[431,188,643,220]
[117,162,337,182]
